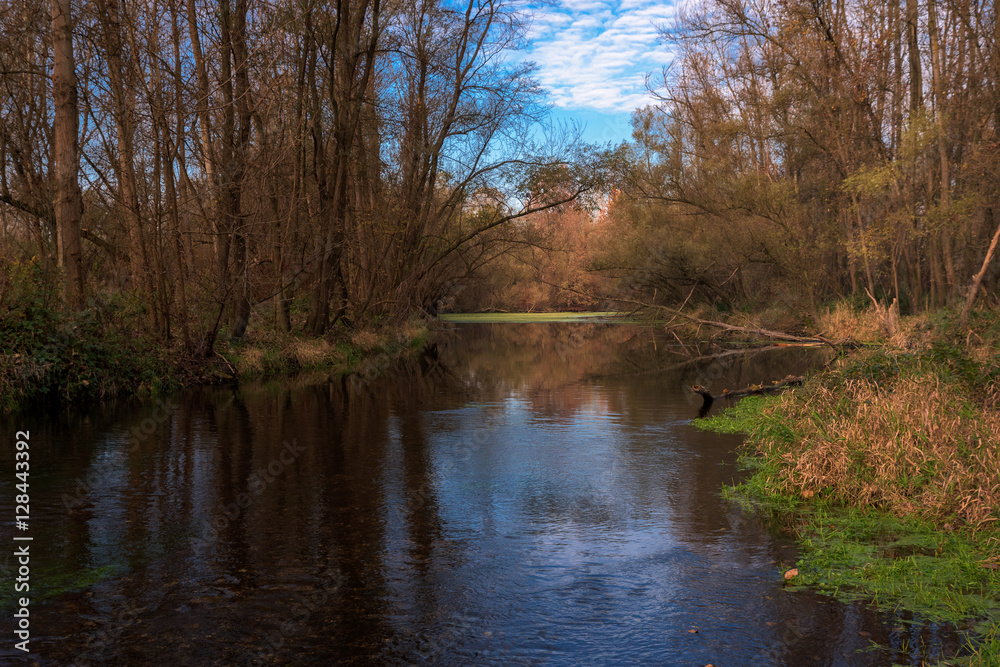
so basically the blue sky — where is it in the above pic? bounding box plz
[520,0,679,145]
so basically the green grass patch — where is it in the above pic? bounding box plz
[774,504,1000,624]
[695,395,773,433]
[721,458,1000,662]
[695,394,800,446]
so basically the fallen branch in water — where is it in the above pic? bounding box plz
[524,280,851,349]
[691,375,804,417]
[612,297,845,350]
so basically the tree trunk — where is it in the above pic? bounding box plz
[906,0,922,114]
[225,0,252,340]
[305,0,382,335]
[97,0,159,331]
[994,0,1000,125]
[50,0,84,308]
[927,0,955,298]
[959,209,1000,327]
[168,0,191,348]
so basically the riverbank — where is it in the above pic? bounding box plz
[0,290,430,413]
[215,320,430,384]
[697,305,1000,664]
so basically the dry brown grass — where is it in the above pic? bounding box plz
[400,319,427,345]
[235,346,265,375]
[292,338,334,366]
[348,328,382,352]
[761,374,1000,531]
[816,302,938,350]
[817,302,886,344]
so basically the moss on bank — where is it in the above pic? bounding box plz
[695,308,1000,663]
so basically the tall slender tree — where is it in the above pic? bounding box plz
[50,0,84,308]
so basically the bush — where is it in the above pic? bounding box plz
[0,261,173,411]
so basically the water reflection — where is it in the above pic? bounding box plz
[0,324,967,665]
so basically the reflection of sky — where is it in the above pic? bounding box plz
[372,381,798,663]
[426,390,679,563]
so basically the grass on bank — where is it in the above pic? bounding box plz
[696,305,1000,662]
[219,318,430,382]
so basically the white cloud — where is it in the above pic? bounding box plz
[558,0,613,12]
[522,0,678,114]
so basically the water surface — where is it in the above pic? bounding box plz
[0,324,964,665]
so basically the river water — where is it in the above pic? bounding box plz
[0,323,966,665]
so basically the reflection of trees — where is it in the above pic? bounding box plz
[435,323,667,412]
[433,323,832,422]
[5,325,962,663]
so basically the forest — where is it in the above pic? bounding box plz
[593,0,1000,325]
[1,0,596,353]
[2,0,1000,374]
[486,0,1000,322]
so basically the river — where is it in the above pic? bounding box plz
[0,322,965,665]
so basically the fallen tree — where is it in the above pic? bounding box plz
[611,297,845,349]
[691,375,804,417]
